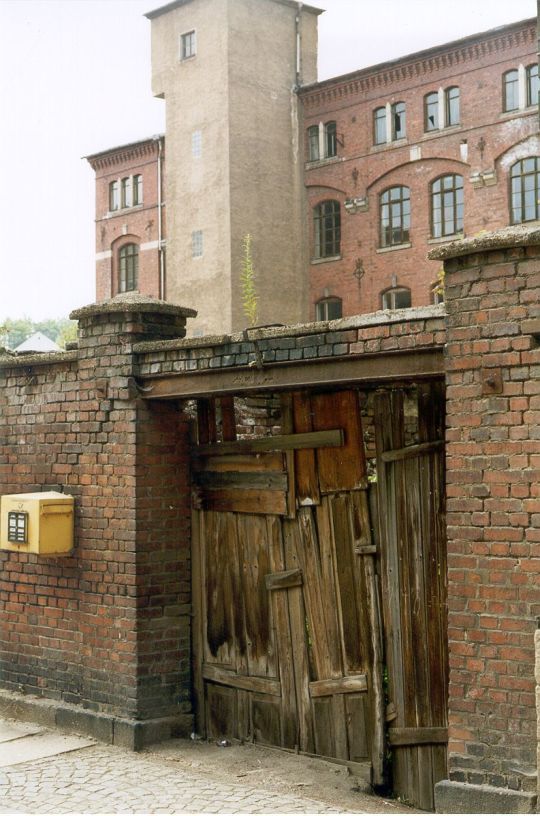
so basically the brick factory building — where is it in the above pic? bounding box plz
[86,8,539,334]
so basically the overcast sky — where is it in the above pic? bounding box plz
[0,0,536,322]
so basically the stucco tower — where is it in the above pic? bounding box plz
[146,0,320,335]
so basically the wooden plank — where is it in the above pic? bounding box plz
[265,569,303,591]
[204,512,238,666]
[202,664,282,697]
[292,391,320,506]
[198,487,287,515]
[388,727,448,747]
[381,440,444,462]
[236,513,278,680]
[267,515,298,750]
[280,393,297,518]
[313,391,367,493]
[197,398,217,444]
[283,519,315,753]
[309,674,368,697]
[191,510,206,736]
[332,692,349,760]
[354,544,377,555]
[196,429,344,457]
[194,471,288,491]
[192,452,285,473]
[220,396,237,441]
[329,494,363,673]
[141,348,445,400]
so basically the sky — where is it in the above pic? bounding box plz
[0,0,537,322]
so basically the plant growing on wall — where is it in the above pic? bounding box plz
[241,233,259,327]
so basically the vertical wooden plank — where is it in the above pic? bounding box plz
[283,518,315,753]
[313,390,367,493]
[220,396,237,441]
[292,391,320,505]
[191,509,206,736]
[267,515,298,749]
[197,398,217,444]
[280,393,297,518]
[236,513,277,679]
[331,693,349,760]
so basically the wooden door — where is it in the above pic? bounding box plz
[191,389,385,786]
[374,383,448,811]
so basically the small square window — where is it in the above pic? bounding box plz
[192,130,202,158]
[192,230,203,258]
[181,30,196,60]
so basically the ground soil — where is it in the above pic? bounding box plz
[144,737,420,813]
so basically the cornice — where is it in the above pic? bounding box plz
[86,139,163,170]
[300,22,536,109]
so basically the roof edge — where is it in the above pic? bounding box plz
[145,0,323,20]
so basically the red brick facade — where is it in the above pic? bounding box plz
[86,138,165,303]
[300,18,539,321]
[432,228,540,810]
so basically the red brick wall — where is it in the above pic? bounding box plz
[300,20,538,321]
[0,302,192,723]
[442,239,540,794]
[90,140,164,302]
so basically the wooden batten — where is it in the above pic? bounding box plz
[195,429,344,457]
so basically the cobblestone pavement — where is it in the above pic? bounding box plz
[0,743,345,814]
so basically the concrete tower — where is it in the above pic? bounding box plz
[146,0,320,336]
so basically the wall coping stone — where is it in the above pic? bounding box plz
[133,305,446,354]
[70,292,197,320]
[0,350,78,370]
[428,225,540,261]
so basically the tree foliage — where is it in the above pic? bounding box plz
[1,317,78,350]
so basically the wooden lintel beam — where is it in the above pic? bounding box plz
[139,348,444,400]
[196,429,343,457]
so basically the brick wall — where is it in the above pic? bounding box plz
[0,295,194,734]
[432,227,540,805]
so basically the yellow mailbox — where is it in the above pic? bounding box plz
[0,492,74,555]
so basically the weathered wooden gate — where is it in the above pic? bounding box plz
[191,389,385,785]
[374,383,448,811]
[190,383,447,809]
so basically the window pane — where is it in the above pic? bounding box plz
[182,30,196,59]
[109,181,119,211]
[504,70,519,111]
[133,175,143,205]
[325,122,337,158]
[392,102,406,140]
[316,298,342,321]
[374,108,386,144]
[394,288,412,309]
[379,186,410,246]
[121,177,132,208]
[314,201,340,258]
[446,87,460,126]
[527,64,539,107]
[119,244,138,292]
[308,126,319,161]
[192,230,203,257]
[425,93,439,131]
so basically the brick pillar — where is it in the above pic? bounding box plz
[70,292,197,746]
[430,227,540,814]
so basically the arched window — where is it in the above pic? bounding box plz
[431,174,463,238]
[380,186,410,247]
[315,297,342,321]
[526,64,539,107]
[119,243,139,292]
[503,69,519,112]
[381,287,411,310]
[313,201,341,259]
[510,158,540,224]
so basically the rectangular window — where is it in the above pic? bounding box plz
[325,122,337,157]
[192,130,202,158]
[445,87,460,126]
[392,102,406,140]
[373,107,386,145]
[192,230,203,258]
[181,30,196,60]
[109,180,119,212]
[504,70,519,112]
[526,64,539,107]
[425,93,439,131]
[121,177,132,209]
[133,174,143,205]
[308,126,320,161]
